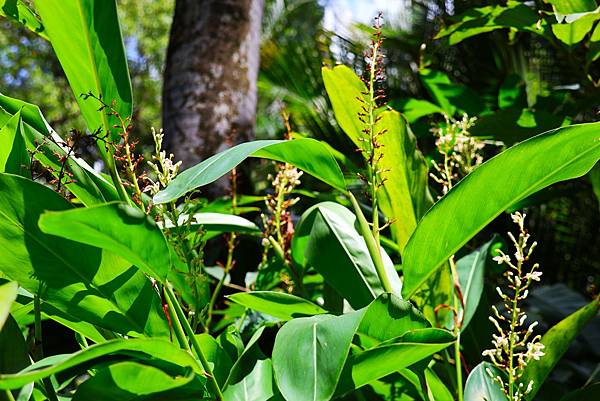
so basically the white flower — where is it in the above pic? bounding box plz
[525,271,543,282]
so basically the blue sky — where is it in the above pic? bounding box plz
[322,0,411,36]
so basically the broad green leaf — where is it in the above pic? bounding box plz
[321,65,432,248]
[227,291,327,320]
[377,111,433,250]
[521,298,600,400]
[161,212,260,235]
[0,0,49,40]
[560,383,600,401]
[402,122,600,299]
[292,202,402,309]
[72,361,197,401]
[434,1,546,45]
[154,138,345,204]
[0,282,18,331]
[39,202,172,282]
[0,315,31,401]
[464,362,507,401]
[0,173,169,337]
[34,0,132,140]
[321,65,367,147]
[547,0,598,14]
[0,111,29,176]
[392,98,445,123]
[195,334,233,387]
[272,312,363,401]
[425,368,454,401]
[0,338,203,390]
[0,94,119,205]
[551,8,600,45]
[420,69,486,116]
[457,239,495,330]
[335,329,455,396]
[223,329,274,401]
[356,293,430,348]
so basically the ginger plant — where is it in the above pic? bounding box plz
[483,212,545,401]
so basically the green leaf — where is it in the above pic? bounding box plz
[72,361,197,401]
[434,1,546,45]
[321,65,432,249]
[0,173,169,337]
[292,202,402,309]
[402,122,600,299]
[223,327,278,401]
[34,0,132,139]
[551,8,600,45]
[0,0,49,40]
[420,69,487,116]
[335,329,455,396]
[223,329,274,401]
[39,202,172,282]
[161,212,260,235]
[521,298,600,400]
[0,94,119,206]
[356,293,431,348]
[0,282,18,331]
[0,315,31,401]
[547,0,598,14]
[457,239,495,330]
[195,334,233,387]
[377,111,433,250]
[154,138,345,204]
[0,338,204,390]
[0,111,29,176]
[227,291,327,321]
[425,367,454,401]
[464,362,507,401]
[392,98,445,123]
[272,312,363,401]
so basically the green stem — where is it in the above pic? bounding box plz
[163,286,193,354]
[165,283,223,401]
[4,390,15,401]
[348,192,393,293]
[33,295,59,401]
[455,332,464,401]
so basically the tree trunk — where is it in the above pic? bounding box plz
[162,0,263,194]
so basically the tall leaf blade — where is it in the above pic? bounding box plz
[272,312,363,401]
[457,239,495,330]
[0,111,29,176]
[322,65,432,250]
[0,173,169,337]
[34,0,132,139]
[0,94,119,205]
[0,282,18,331]
[292,202,402,309]
[0,338,204,390]
[154,138,346,204]
[521,299,600,400]
[402,122,600,298]
[39,202,172,282]
[464,362,507,401]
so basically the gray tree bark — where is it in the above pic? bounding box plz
[162,0,264,193]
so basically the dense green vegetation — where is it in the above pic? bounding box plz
[0,1,599,401]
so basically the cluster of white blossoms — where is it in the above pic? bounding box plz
[431,114,503,196]
[144,127,182,196]
[483,212,545,401]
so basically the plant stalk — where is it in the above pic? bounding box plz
[348,191,393,293]
[163,286,193,354]
[33,295,59,401]
[164,283,224,401]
